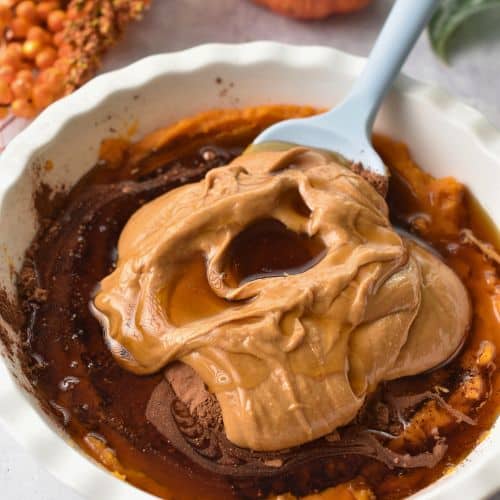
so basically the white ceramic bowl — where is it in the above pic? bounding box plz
[0,42,499,500]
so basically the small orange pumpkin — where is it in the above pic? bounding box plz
[252,0,373,19]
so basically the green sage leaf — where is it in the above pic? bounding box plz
[428,0,500,61]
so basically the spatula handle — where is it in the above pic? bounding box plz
[329,0,439,134]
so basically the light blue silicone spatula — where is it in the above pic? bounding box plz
[252,0,439,180]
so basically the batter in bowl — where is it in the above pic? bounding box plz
[17,105,499,499]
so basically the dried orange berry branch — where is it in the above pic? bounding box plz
[0,0,150,119]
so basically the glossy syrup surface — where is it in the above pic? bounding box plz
[225,218,326,287]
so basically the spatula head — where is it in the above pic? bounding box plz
[252,116,388,179]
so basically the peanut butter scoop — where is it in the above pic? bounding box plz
[93,148,470,451]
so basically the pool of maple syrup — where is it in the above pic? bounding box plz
[225,218,326,287]
[167,218,326,326]
[17,108,500,500]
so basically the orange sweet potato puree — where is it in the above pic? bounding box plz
[371,134,500,499]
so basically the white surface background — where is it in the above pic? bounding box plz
[1,0,500,498]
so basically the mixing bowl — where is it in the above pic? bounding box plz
[0,42,499,499]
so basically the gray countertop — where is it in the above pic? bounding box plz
[1,0,499,498]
